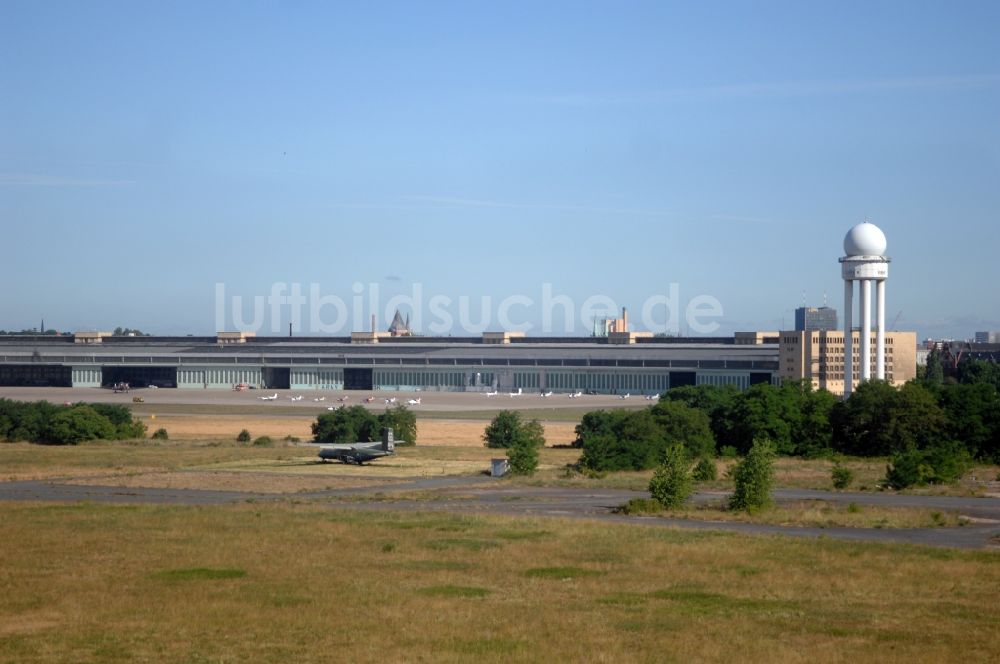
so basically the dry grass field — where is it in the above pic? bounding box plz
[1,501,999,663]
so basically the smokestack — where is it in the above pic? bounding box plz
[289,322,292,337]
[622,307,628,332]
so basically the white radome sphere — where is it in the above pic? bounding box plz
[843,222,887,256]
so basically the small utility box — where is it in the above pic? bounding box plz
[491,458,509,478]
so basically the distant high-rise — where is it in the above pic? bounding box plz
[975,331,1000,343]
[794,306,838,332]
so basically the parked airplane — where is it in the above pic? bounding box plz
[289,395,304,402]
[313,396,326,402]
[644,394,660,401]
[258,393,279,401]
[509,388,523,397]
[407,398,422,405]
[540,391,553,397]
[318,430,396,465]
[364,396,376,403]
[326,405,342,411]
[620,393,631,400]
[384,397,398,404]
[484,389,498,397]
[569,391,583,398]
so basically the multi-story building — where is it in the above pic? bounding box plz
[974,331,1000,344]
[794,306,838,332]
[779,330,916,395]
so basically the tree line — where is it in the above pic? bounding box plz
[575,358,1000,487]
[0,399,147,444]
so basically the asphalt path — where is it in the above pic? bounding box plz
[3,476,999,550]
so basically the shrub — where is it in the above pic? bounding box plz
[312,406,379,444]
[648,444,693,509]
[252,436,273,447]
[692,456,718,482]
[151,428,169,440]
[236,429,251,443]
[884,442,970,489]
[380,405,417,445]
[283,435,301,443]
[506,438,539,476]
[719,445,739,459]
[46,405,116,444]
[831,464,854,490]
[578,410,666,472]
[618,498,663,515]
[483,410,523,449]
[496,415,544,476]
[729,438,775,511]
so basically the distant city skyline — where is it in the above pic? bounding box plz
[2,1,998,340]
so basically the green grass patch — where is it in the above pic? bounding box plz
[495,528,553,541]
[424,537,502,551]
[152,567,247,581]
[395,559,474,572]
[417,585,491,598]
[524,566,602,580]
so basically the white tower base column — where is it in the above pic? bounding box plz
[844,279,853,397]
[876,279,886,380]
[860,279,871,381]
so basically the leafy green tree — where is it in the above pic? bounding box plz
[236,429,251,443]
[648,444,693,509]
[46,405,116,444]
[483,410,524,448]
[663,384,739,444]
[379,404,417,445]
[923,346,945,387]
[884,442,969,489]
[938,382,999,460]
[729,438,775,511]
[649,400,716,458]
[151,428,169,440]
[831,380,946,456]
[958,358,1000,392]
[506,430,542,475]
[312,406,380,444]
[579,409,667,471]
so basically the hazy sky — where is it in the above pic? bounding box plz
[2,1,998,339]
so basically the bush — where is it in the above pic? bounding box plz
[483,410,522,449]
[648,444,693,509]
[46,405,116,444]
[618,498,664,515]
[506,438,539,476]
[236,429,251,443]
[719,445,739,459]
[151,428,169,440]
[831,463,853,490]
[729,438,775,511]
[283,435,301,443]
[312,406,379,444]
[884,442,970,489]
[578,410,666,472]
[380,404,417,445]
[252,436,273,447]
[488,413,544,476]
[692,456,718,482]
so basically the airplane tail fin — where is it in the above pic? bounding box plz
[382,427,395,452]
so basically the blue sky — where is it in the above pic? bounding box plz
[1,1,998,339]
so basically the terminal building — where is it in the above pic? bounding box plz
[0,331,780,393]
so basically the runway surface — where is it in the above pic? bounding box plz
[4,475,999,551]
